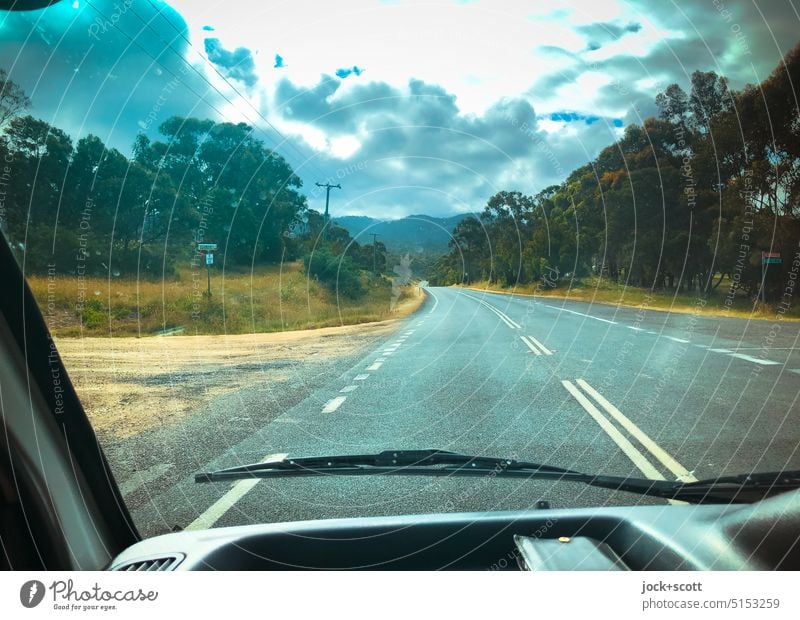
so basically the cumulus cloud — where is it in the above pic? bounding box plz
[4,0,799,219]
[203,37,258,87]
[335,66,364,79]
[271,74,623,217]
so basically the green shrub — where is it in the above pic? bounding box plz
[303,247,364,298]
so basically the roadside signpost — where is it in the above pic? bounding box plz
[760,251,782,303]
[198,243,218,297]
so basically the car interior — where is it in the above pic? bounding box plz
[2,232,799,570]
[2,0,800,573]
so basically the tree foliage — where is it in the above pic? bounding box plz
[433,43,800,302]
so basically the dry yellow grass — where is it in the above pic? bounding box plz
[28,261,425,336]
[462,276,800,322]
[55,320,407,440]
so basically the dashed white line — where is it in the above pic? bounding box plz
[710,348,733,353]
[664,336,690,344]
[185,452,288,530]
[354,374,369,381]
[322,396,347,413]
[367,361,383,371]
[545,305,617,325]
[728,353,780,366]
[340,385,358,393]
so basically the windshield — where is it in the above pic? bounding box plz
[2,0,799,538]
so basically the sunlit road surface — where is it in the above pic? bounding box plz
[130,288,800,536]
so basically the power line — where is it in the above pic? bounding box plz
[370,232,381,274]
[139,0,327,179]
[83,0,325,181]
[315,182,341,220]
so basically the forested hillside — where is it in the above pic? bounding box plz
[432,44,800,305]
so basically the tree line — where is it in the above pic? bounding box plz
[0,71,387,298]
[432,43,800,303]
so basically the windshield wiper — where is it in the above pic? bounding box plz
[195,449,800,504]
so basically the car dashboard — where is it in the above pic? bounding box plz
[108,490,800,570]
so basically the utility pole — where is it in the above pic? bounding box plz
[370,233,381,274]
[315,182,341,221]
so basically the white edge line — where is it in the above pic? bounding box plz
[186,452,289,530]
[322,396,347,413]
[728,353,780,366]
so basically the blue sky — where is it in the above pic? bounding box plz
[1,0,798,218]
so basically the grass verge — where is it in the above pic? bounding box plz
[28,261,426,337]
[460,276,800,321]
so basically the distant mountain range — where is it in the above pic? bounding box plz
[334,213,472,254]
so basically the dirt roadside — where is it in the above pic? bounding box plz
[56,292,425,442]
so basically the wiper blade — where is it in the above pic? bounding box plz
[195,449,588,482]
[194,449,800,504]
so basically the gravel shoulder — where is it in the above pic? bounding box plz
[54,306,421,528]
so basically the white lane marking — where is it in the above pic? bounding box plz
[340,385,358,393]
[367,361,383,371]
[665,336,690,343]
[404,331,414,335]
[382,351,395,356]
[526,335,552,355]
[354,374,369,381]
[186,452,289,531]
[728,353,780,366]
[575,379,698,483]
[627,326,644,331]
[322,396,347,413]
[520,336,541,355]
[481,301,522,329]
[790,369,800,375]
[460,292,522,329]
[710,348,733,353]
[545,304,617,325]
[426,287,440,314]
[118,463,173,496]
[561,381,664,480]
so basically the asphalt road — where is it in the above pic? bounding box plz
[128,287,800,537]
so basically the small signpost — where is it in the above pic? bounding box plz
[198,243,218,297]
[760,251,782,303]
